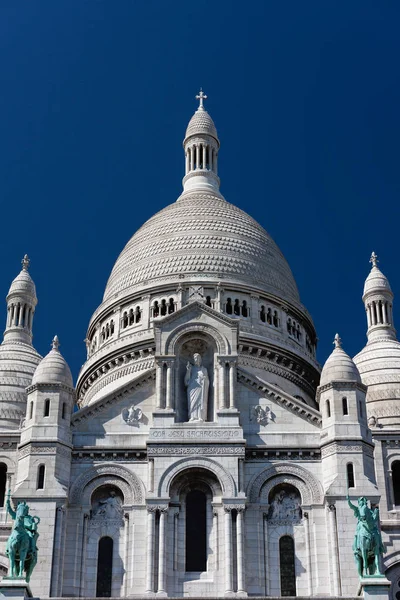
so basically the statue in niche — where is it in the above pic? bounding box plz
[184,353,209,421]
[269,487,301,522]
[92,491,123,520]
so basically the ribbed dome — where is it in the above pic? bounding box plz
[103,192,300,304]
[185,108,218,141]
[7,269,36,301]
[364,265,392,297]
[320,335,361,386]
[32,337,73,388]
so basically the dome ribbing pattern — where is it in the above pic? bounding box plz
[103,192,300,304]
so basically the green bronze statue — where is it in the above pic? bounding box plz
[5,491,40,582]
[347,494,384,577]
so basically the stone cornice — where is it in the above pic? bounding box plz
[316,380,367,398]
[238,367,322,427]
[26,382,76,396]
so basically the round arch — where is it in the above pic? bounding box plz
[247,462,323,505]
[166,322,229,356]
[69,464,145,506]
[158,457,236,497]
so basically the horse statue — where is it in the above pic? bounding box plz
[347,495,384,577]
[5,491,40,582]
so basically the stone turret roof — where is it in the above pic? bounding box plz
[320,334,361,386]
[32,336,73,388]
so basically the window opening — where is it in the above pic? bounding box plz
[279,535,296,596]
[37,465,45,490]
[206,296,212,307]
[29,401,33,420]
[0,464,7,507]
[186,490,207,572]
[260,306,266,322]
[326,400,331,418]
[392,461,400,505]
[342,397,348,415]
[62,403,66,419]
[153,301,159,318]
[347,463,355,488]
[168,298,175,314]
[226,298,232,315]
[160,299,167,316]
[241,300,248,317]
[44,399,50,418]
[234,299,240,316]
[96,536,113,597]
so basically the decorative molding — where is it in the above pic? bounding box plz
[247,463,323,505]
[158,456,236,497]
[321,442,374,459]
[148,445,244,457]
[69,463,145,505]
[149,427,243,441]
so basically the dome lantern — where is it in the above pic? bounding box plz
[3,255,38,345]
[362,252,396,343]
[182,90,220,193]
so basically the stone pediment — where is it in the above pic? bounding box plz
[238,367,322,427]
[71,368,155,430]
[154,300,239,329]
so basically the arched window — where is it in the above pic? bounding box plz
[160,299,167,316]
[62,403,66,419]
[279,535,296,596]
[135,306,141,322]
[44,399,50,418]
[359,399,363,419]
[96,536,113,597]
[267,308,272,324]
[287,318,292,333]
[392,461,400,506]
[205,296,212,307]
[153,301,159,318]
[241,300,248,317]
[273,310,279,327]
[347,463,355,489]
[37,465,45,490]
[105,323,110,339]
[186,490,207,572]
[226,298,232,315]
[260,306,266,322]
[234,299,240,316]
[0,464,7,507]
[168,298,175,314]
[129,309,134,326]
[122,312,128,329]
[110,320,114,335]
[29,401,33,420]
[342,397,348,415]
[326,399,331,418]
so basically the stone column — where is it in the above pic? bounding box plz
[146,508,156,593]
[195,145,199,169]
[224,507,233,593]
[79,513,89,596]
[239,459,245,494]
[229,361,237,409]
[382,301,388,324]
[185,150,189,174]
[387,469,395,510]
[156,360,164,409]
[303,512,313,596]
[148,459,154,493]
[123,513,129,596]
[236,507,246,594]
[166,363,173,410]
[218,359,226,409]
[262,509,270,596]
[158,508,168,594]
[327,504,341,596]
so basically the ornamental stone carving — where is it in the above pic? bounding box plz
[268,486,302,524]
[69,464,145,505]
[247,463,323,505]
[122,405,144,426]
[250,405,271,425]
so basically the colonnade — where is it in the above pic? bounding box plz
[185,143,218,175]
[366,299,393,328]
[7,302,33,329]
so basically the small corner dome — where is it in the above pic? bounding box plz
[32,336,73,387]
[185,108,218,141]
[320,334,361,386]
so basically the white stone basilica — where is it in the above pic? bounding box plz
[0,92,400,599]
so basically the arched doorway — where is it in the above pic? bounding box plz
[96,537,113,597]
[185,489,207,571]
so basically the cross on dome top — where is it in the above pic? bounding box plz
[333,333,342,348]
[21,255,30,271]
[370,252,379,268]
[52,335,60,351]
[196,88,207,110]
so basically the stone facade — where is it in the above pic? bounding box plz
[0,95,398,600]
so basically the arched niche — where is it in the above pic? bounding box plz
[174,331,219,423]
[247,463,323,505]
[159,457,235,497]
[69,464,145,507]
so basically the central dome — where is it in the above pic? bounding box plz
[103,191,300,304]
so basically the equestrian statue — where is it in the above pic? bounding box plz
[5,491,40,582]
[347,494,384,577]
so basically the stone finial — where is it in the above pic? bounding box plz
[196,88,207,110]
[370,252,379,268]
[333,333,342,349]
[21,254,30,271]
[52,335,60,351]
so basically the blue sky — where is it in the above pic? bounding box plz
[1,1,400,380]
